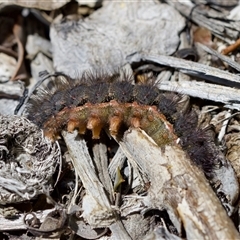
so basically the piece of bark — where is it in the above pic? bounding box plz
[145,226,183,240]
[26,35,52,60]
[116,128,239,239]
[0,80,23,115]
[0,208,56,231]
[50,1,185,77]
[0,53,17,82]
[129,54,240,88]
[0,1,70,11]
[25,35,54,88]
[0,81,22,98]
[196,42,240,72]
[62,131,116,227]
[166,1,240,42]
[194,0,238,8]
[0,99,19,115]
[127,53,240,110]
[93,143,114,203]
[108,147,127,182]
[62,130,132,239]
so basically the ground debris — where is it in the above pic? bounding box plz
[1,1,240,239]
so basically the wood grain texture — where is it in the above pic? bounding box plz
[118,128,240,239]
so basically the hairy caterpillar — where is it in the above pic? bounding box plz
[26,71,219,173]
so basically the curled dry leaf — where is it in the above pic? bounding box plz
[24,207,67,238]
[0,115,60,204]
[193,27,213,47]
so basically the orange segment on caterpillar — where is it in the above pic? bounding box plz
[25,71,220,173]
[43,100,177,146]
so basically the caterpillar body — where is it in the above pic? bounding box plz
[26,72,219,173]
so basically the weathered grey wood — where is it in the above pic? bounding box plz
[159,75,240,110]
[130,54,240,87]
[116,128,240,239]
[62,130,116,227]
[108,147,127,181]
[62,130,132,239]
[93,143,114,203]
[145,226,183,240]
[0,81,22,97]
[126,53,240,109]
[0,1,70,10]
[196,42,240,72]
[166,1,240,42]
[50,1,185,77]
[109,222,132,240]
[0,208,55,231]
[26,35,54,84]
